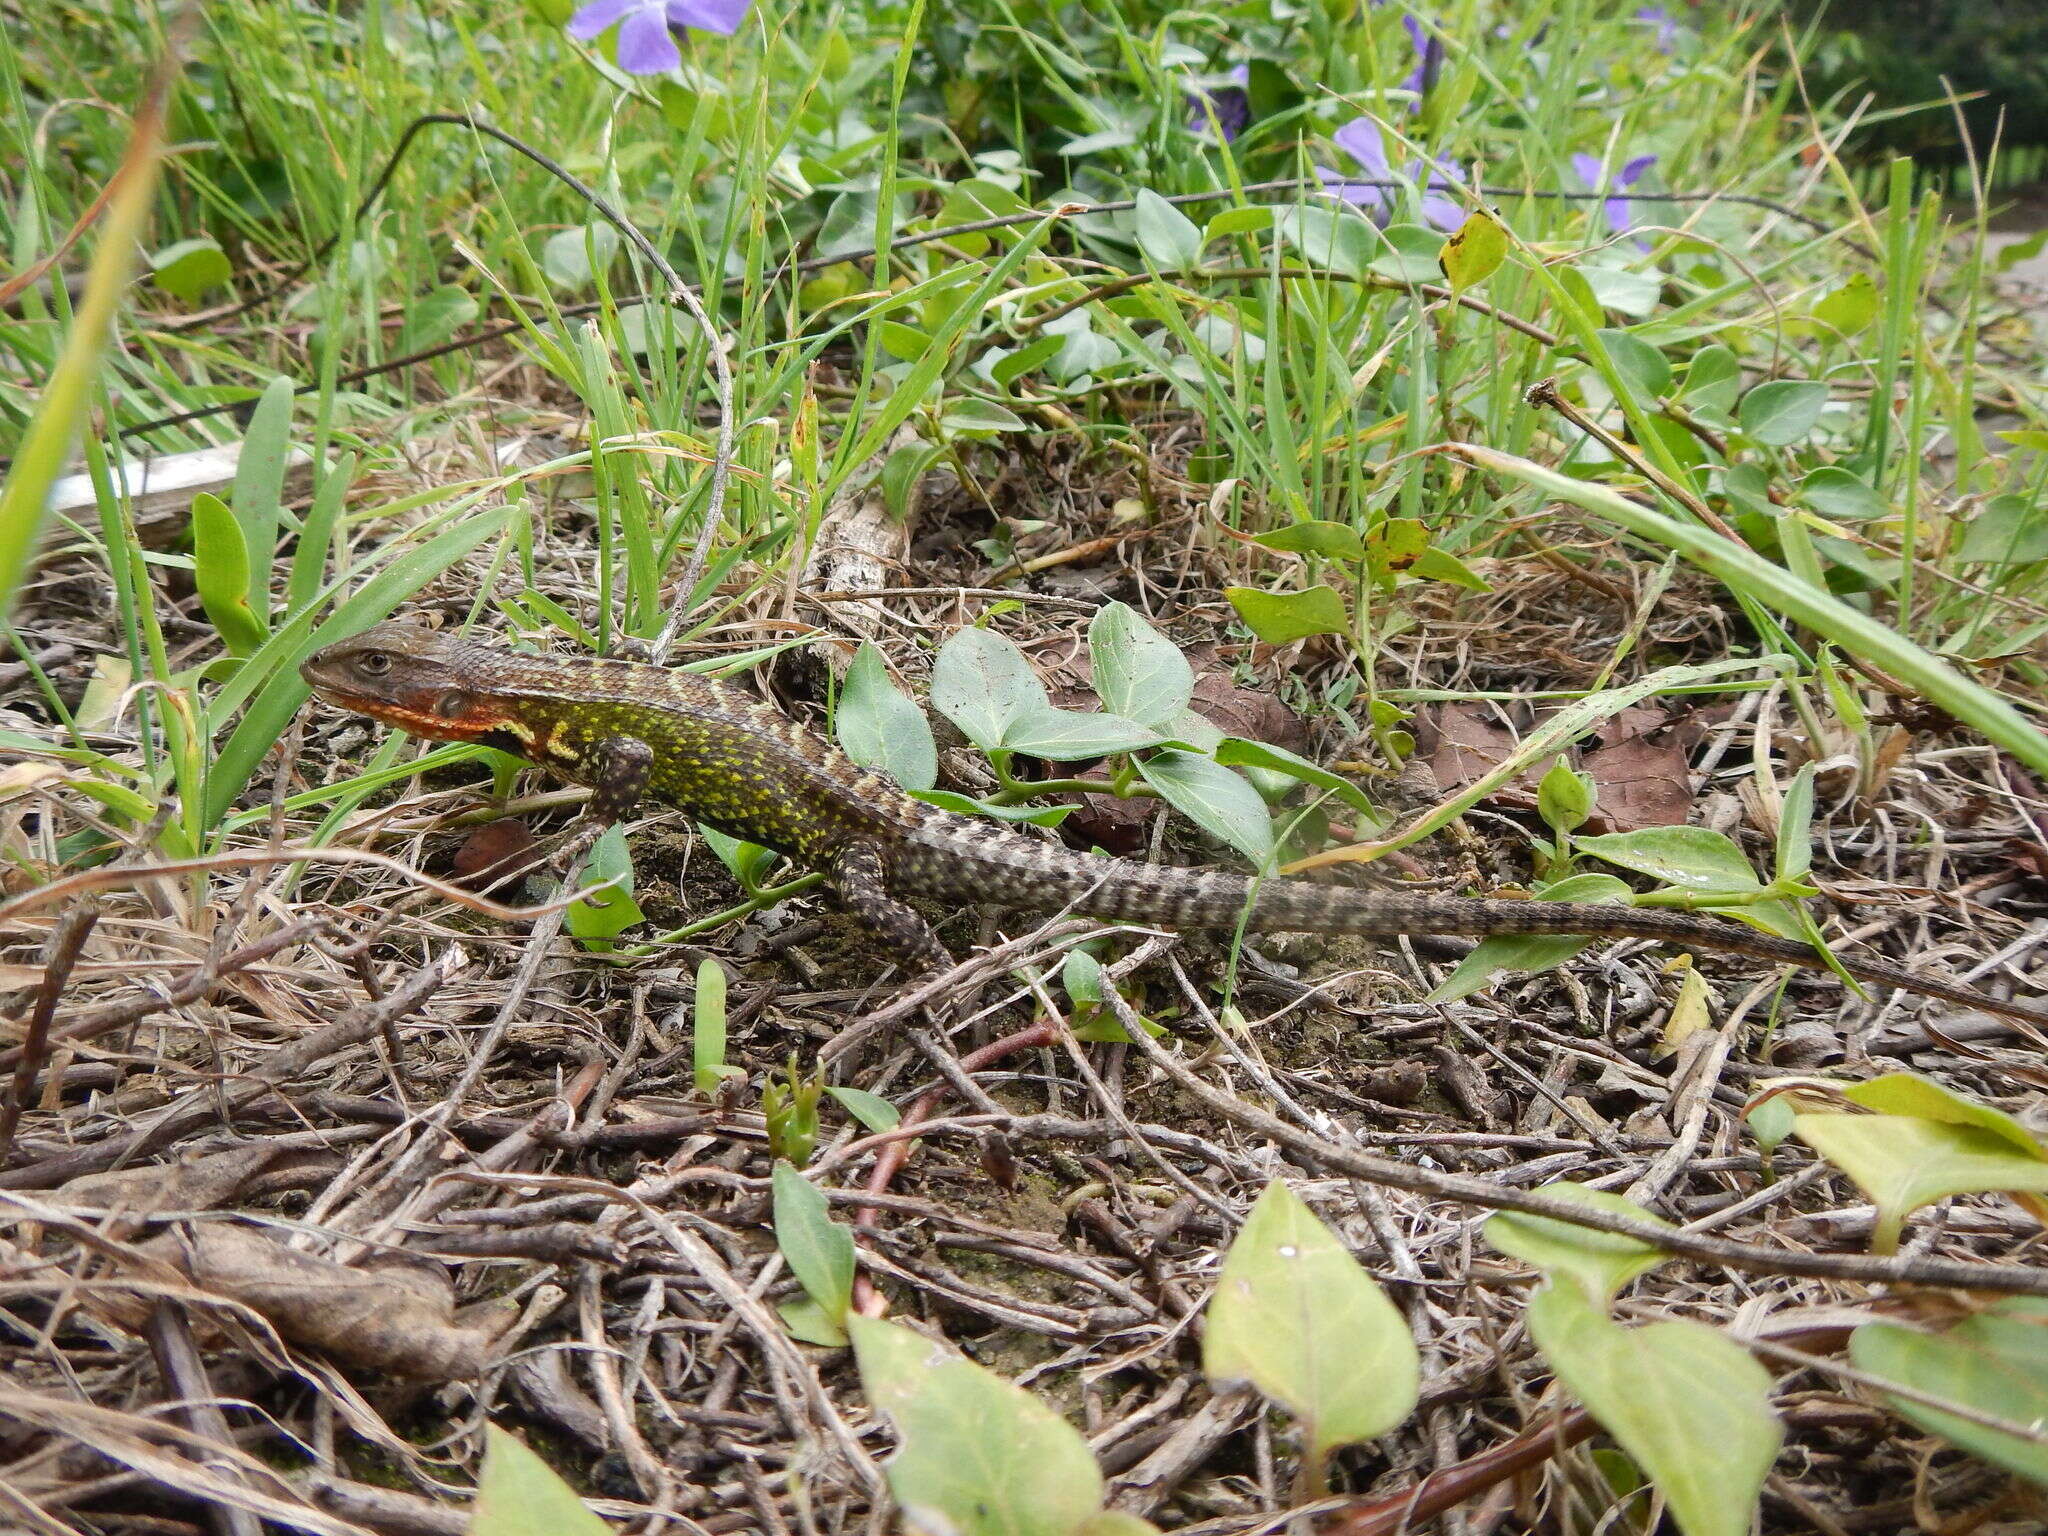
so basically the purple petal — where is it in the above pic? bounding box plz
[1570,153,1604,192]
[666,0,750,36]
[1334,118,1390,178]
[1618,153,1657,188]
[1604,195,1632,233]
[1402,14,1427,52]
[614,6,681,71]
[1420,189,1465,231]
[1315,165,1391,212]
[1227,63,1250,85]
[567,0,642,40]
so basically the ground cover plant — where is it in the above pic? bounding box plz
[5,0,2048,1532]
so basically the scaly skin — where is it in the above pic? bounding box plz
[301,621,2048,1030]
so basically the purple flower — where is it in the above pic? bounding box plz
[568,0,750,75]
[1572,152,1657,235]
[1317,118,1464,232]
[1634,6,1681,52]
[1188,64,1252,143]
[1399,15,1441,100]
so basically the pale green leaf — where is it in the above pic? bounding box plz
[1849,1301,2048,1487]
[1225,584,1348,644]
[1485,1182,1673,1302]
[1089,601,1194,728]
[851,1316,1104,1536]
[838,642,938,790]
[1203,1180,1419,1458]
[472,1424,610,1536]
[1790,1113,2048,1252]
[1137,749,1274,863]
[1528,1283,1782,1536]
[773,1159,855,1326]
[930,627,1049,750]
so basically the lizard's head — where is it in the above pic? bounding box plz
[301,621,503,743]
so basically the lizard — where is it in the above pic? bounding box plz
[300,620,2048,1033]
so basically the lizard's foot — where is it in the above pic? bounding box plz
[830,842,955,977]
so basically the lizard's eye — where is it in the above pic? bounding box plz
[356,650,392,678]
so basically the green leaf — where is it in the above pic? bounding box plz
[941,397,1029,435]
[930,627,1049,750]
[825,1084,901,1132]
[1810,272,1877,335]
[1849,1300,2048,1488]
[773,1159,855,1328]
[150,237,233,302]
[1137,749,1274,864]
[1956,494,2048,564]
[910,788,1075,827]
[1003,706,1162,761]
[692,956,737,1096]
[838,643,938,790]
[1527,1283,1782,1536]
[1596,328,1673,402]
[1439,209,1511,294]
[1745,1094,1795,1160]
[1485,1182,1673,1303]
[881,321,931,361]
[566,826,644,949]
[1840,1073,2048,1162]
[1276,205,1372,280]
[1251,520,1366,561]
[990,334,1064,386]
[1203,1180,1420,1459]
[1577,826,1760,894]
[1062,948,1106,1005]
[472,1424,610,1536]
[779,1296,849,1348]
[1738,380,1828,447]
[1088,601,1194,728]
[1798,467,1887,522]
[1133,189,1203,270]
[851,1315,1105,1536]
[1682,345,1741,414]
[1408,545,1492,591]
[1370,223,1447,284]
[1225,584,1348,644]
[1204,206,1273,242]
[190,492,267,657]
[231,374,296,619]
[1776,762,1816,884]
[1790,1113,2048,1252]
[1426,873,1631,1002]
[1213,738,1379,819]
[542,221,620,289]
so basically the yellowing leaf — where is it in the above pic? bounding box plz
[1438,209,1512,294]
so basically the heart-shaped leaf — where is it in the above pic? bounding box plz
[1849,1300,2048,1488]
[1528,1283,1782,1536]
[1789,1113,2048,1252]
[852,1316,1105,1536]
[838,642,938,790]
[1203,1180,1419,1460]
[931,627,1049,750]
[1089,601,1194,728]
[1137,749,1274,863]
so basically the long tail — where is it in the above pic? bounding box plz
[896,819,2048,1033]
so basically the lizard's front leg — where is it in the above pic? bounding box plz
[555,733,656,869]
[829,841,954,975]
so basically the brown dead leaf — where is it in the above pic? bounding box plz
[452,818,544,892]
[1414,700,1525,797]
[139,1227,518,1381]
[1580,703,1693,833]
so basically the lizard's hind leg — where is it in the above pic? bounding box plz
[830,842,954,976]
